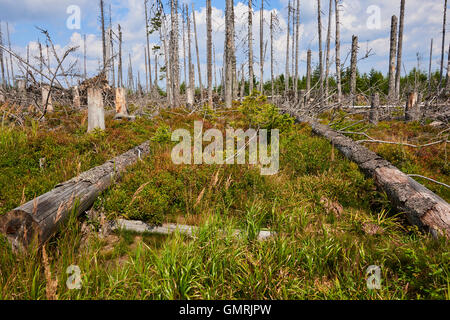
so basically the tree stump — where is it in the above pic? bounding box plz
[115,87,128,116]
[369,92,380,125]
[87,87,105,132]
[405,91,420,122]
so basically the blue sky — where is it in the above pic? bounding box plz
[0,0,448,88]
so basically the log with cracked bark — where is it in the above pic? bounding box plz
[0,141,151,251]
[291,113,450,237]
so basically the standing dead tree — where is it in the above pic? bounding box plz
[186,4,195,108]
[395,0,405,100]
[206,0,213,106]
[192,3,203,103]
[225,0,235,108]
[388,15,398,100]
[440,0,448,92]
[350,35,358,106]
[170,0,180,108]
[317,0,324,107]
[324,0,332,102]
[248,0,255,94]
[294,0,300,101]
[285,0,291,97]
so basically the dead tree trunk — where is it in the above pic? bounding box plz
[395,0,405,100]
[270,11,274,99]
[285,0,291,97]
[145,0,153,94]
[0,141,151,250]
[388,15,398,100]
[428,38,433,95]
[294,0,300,101]
[73,86,81,109]
[115,87,128,115]
[100,0,107,72]
[324,0,332,102]
[405,91,420,122]
[317,0,324,106]
[87,87,105,132]
[84,34,87,81]
[6,22,14,86]
[290,113,450,237]
[118,25,123,87]
[225,0,234,108]
[335,0,342,106]
[350,35,358,106]
[171,0,180,107]
[306,49,311,104]
[41,85,53,113]
[446,42,450,94]
[192,4,203,103]
[369,92,379,125]
[248,0,254,94]
[259,0,264,94]
[182,5,187,88]
[206,0,213,107]
[0,21,5,88]
[186,4,195,108]
[441,0,449,91]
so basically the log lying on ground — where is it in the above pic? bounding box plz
[112,219,275,241]
[291,113,450,237]
[0,141,151,251]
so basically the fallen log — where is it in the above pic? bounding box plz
[0,141,151,251]
[291,113,450,237]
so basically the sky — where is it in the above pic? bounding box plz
[0,0,448,89]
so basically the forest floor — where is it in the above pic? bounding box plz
[0,97,449,299]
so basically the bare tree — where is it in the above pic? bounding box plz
[388,15,398,100]
[446,42,450,93]
[186,4,195,107]
[145,0,153,93]
[100,0,107,72]
[429,38,433,95]
[317,0,324,105]
[0,22,5,88]
[225,0,234,108]
[440,0,448,91]
[259,0,264,94]
[270,11,274,98]
[83,34,87,81]
[248,0,255,94]
[171,0,180,107]
[306,49,311,103]
[294,0,300,100]
[350,35,358,106]
[395,0,405,99]
[6,22,14,86]
[207,0,213,106]
[335,0,342,105]
[285,0,291,97]
[118,25,123,87]
[324,0,332,100]
[192,4,203,102]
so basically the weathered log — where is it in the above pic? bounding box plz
[291,113,450,237]
[0,141,151,250]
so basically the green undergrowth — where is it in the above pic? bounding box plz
[0,100,448,300]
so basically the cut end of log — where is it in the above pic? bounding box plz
[0,210,39,251]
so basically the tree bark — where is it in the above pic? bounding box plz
[0,21,5,88]
[270,12,274,99]
[369,92,379,125]
[306,49,311,104]
[118,25,123,88]
[115,87,128,115]
[144,0,153,94]
[395,0,405,100]
[405,91,420,122]
[0,141,151,251]
[428,38,433,95]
